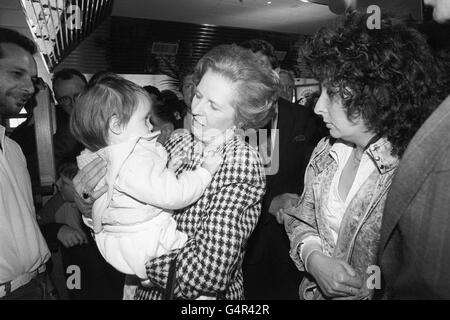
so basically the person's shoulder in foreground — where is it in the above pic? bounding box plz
[378,0,450,300]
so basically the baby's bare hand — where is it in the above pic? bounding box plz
[202,152,223,175]
[168,156,183,171]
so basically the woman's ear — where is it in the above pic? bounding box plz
[109,115,123,136]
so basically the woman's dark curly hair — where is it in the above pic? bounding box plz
[301,11,449,157]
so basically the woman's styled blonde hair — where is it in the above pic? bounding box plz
[192,44,280,130]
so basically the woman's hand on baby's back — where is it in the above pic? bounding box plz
[168,156,184,172]
[73,157,108,218]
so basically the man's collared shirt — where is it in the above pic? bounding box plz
[0,125,50,283]
[259,103,278,170]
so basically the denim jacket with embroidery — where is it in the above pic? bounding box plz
[285,136,399,300]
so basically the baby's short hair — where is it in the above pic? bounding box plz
[70,73,150,151]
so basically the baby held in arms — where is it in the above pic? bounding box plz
[71,73,221,281]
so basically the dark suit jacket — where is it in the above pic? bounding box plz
[378,95,450,299]
[243,98,324,299]
[261,98,322,225]
[53,108,83,173]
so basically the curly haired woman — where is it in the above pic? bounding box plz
[285,11,448,300]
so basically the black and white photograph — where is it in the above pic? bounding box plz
[1,0,450,313]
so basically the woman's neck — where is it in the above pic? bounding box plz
[197,127,236,151]
[343,131,377,161]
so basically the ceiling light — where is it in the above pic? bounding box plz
[267,1,272,3]
[300,0,328,5]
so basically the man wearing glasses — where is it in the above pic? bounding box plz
[52,68,87,173]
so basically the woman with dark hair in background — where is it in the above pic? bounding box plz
[160,89,187,131]
[144,86,182,145]
[285,11,448,300]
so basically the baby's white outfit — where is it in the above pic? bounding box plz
[77,133,212,279]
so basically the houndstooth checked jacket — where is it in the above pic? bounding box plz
[134,131,266,300]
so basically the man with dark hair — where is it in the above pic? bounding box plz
[52,68,87,116]
[240,39,280,70]
[53,68,87,83]
[0,27,37,57]
[379,0,450,299]
[241,39,324,299]
[0,27,52,299]
[52,68,86,173]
